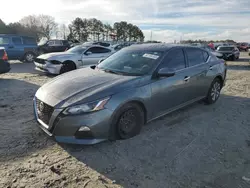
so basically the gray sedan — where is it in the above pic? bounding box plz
[34,45,115,74]
[34,44,227,145]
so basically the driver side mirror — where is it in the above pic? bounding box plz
[157,68,175,77]
[98,58,105,64]
[85,51,92,56]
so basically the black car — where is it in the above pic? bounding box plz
[37,40,71,54]
[0,48,10,74]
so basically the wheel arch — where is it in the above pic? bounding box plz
[62,60,77,69]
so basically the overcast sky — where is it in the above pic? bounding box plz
[1,0,250,42]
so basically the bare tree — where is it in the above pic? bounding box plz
[19,15,57,40]
[37,15,58,40]
[59,24,69,39]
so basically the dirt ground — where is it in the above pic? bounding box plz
[0,53,250,188]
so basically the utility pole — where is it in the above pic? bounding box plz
[150,30,153,41]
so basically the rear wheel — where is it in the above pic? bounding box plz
[204,78,222,104]
[110,103,144,140]
[59,62,76,74]
[24,52,35,63]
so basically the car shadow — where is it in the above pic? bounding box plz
[0,79,55,161]
[61,94,250,188]
[8,61,55,78]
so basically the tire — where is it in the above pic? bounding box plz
[24,52,35,63]
[204,78,222,105]
[59,62,76,74]
[110,103,144,140]
[231,55,236,61]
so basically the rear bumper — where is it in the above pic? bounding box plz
[0,61,10,74]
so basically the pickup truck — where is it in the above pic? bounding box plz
[0,34,38,62]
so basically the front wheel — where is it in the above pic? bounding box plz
[59,62,76,74]
[111,103,144,140]
[204,78,222,104]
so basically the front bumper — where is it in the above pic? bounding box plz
[34,61,62,75]
[33,97,114,145]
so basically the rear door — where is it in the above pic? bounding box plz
[10,36,24,59]
[183,47,211,100]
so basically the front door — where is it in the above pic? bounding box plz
[82,47,112,66]
[150,48,190,118]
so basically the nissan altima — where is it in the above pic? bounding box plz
[33,44,227,145]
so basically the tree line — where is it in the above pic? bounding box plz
[181,39,236,44]
[0,15,144,42]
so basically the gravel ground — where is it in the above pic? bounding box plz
[0,53,250,188]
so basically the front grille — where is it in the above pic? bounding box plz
[35,58,46,64]
[36,98,54,126]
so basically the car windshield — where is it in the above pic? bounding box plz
[218,47,234,51]
[67,46,87,53]
[97,49,163,76]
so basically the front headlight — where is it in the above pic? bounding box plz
[63,97,110,115]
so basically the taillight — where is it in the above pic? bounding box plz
[2,51,8,61]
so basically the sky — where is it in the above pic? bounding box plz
[1,0,250,42]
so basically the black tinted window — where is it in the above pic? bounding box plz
[62,40,69,46]
[160,49,186,71]
[23,37,36,45]
[186,48,205,67]
[54,41,63,46]
[88,47,111,53]
[12,37,22,45]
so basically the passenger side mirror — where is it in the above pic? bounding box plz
[157,68,175,77]
[85,51,92,56]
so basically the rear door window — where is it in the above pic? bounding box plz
[186,48,206,67]
[88,47,111,53]
[12,37,22,45]
[0,37,9,44]
[160,49,186,71]
[23,37,36,45]
[54,40,63,46]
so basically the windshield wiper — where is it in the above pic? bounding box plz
[101,69,123,75]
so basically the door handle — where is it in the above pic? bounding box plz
[209,66,213,70]
[184,76,190,81]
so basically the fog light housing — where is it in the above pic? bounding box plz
[78,126,90,132]
[75,126,94,139]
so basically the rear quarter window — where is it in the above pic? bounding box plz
[0,37,9,44]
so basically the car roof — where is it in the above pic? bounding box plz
[0,34,35,38]
[125,43,201,52]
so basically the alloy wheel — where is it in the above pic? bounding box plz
[211,81,221,101]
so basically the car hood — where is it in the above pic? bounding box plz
[37,52,74,60]
[36,67,142,108]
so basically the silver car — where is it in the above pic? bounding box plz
[34,44,227,145]
[34,45,115,74]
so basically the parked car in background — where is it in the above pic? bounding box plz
[82,41,111,47]
[0,47,10,74]
[111,43,130,51]
[0,34,37,62]
[34,45,115,74]
[187,44,223,59]
[33,44,227,145]
[236,42,249,51]
[37,40,71,54]
[216,46,240,61]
